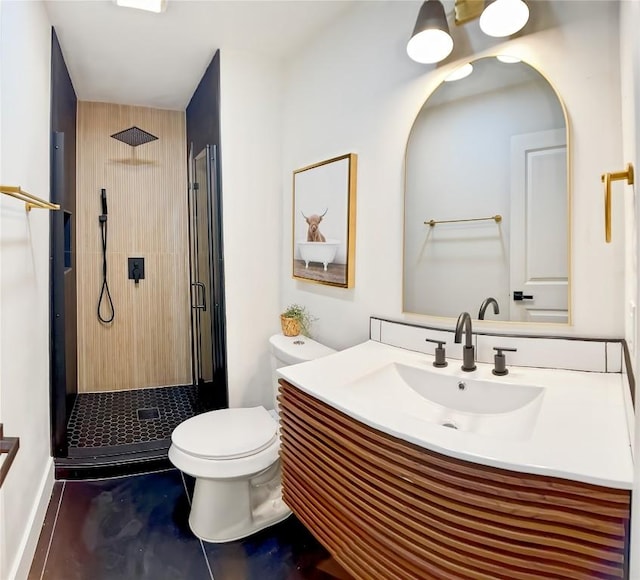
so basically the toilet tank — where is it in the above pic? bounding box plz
[269,333,336,411]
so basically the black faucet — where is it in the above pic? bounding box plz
[454,312,476,372]
[478,297,500,320]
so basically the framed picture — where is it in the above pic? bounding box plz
[292,153,357,288]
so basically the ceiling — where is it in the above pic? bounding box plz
[45,0,356,110]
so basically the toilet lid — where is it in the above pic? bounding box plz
[171,406,277,460]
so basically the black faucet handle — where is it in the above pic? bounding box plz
[425,338,448,368]
[493,346,517,354]
[492,346,517,376]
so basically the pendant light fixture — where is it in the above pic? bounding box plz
[407,0,454,64]
[479,0,529,37]
[408,0,529,65]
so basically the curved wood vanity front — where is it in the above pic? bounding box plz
[278,380,630,580]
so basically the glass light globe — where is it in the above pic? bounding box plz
[480,0,529,38]
[407,29,454,64]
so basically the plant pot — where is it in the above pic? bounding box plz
[280,315,301,337]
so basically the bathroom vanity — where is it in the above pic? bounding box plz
[277,332,633,580]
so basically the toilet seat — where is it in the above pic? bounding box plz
[171,406,277,460]
[168,406,281,479]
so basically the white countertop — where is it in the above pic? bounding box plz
[278,340,634,490]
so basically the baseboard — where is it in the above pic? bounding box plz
[8,457,54,580]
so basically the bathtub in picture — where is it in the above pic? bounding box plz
[297,239,340,271]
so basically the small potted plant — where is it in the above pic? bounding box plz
[280,304,316,337]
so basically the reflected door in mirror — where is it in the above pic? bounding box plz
[510,129,568,323]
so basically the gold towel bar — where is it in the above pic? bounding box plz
[0,185,60,212]
[424,214,502,227]
[601,164,634,243]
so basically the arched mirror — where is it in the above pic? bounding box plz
[403,57,569,324]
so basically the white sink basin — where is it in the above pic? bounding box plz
[344,362,545,440]
[392,363,543,414]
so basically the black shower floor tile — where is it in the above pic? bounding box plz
[66,384,201,456]
[29,470,344,580]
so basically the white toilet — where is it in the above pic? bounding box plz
[168,333,335,543]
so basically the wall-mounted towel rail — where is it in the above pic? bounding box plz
[0,424,19,488]
[1,185,60,211]
[601,164,634,243]
[424,214,502,226]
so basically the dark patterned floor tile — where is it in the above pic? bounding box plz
[202,515,334,580]
[40,470,211,580]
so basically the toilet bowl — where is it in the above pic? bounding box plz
[168,333,335,543]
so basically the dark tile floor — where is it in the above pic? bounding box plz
[28,470,342,580]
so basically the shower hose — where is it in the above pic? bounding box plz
[97,214,114,323]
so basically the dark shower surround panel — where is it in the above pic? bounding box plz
[279,381,630,580]
[50,27,78,457]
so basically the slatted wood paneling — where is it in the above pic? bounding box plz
[279,381,630,580]
[77,102,191,392]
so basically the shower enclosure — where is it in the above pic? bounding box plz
[49,41,227,479]
[51,139,227,479]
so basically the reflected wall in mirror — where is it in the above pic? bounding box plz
[404,57,569,324]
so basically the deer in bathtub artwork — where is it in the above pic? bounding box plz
[298,209,339,271]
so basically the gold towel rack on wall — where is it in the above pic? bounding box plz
[0,185,60,212]
[424,214,502,227]
[601,164,634,243]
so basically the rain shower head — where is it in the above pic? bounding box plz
[110,126,158,147]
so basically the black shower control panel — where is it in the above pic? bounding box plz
[128,257,145,284]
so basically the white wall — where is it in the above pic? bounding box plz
[620,0,640,577]
[0,2,55,579]
[219,49,284,408]
[281,0,623,351]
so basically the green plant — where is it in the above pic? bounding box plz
[281,304,317,337]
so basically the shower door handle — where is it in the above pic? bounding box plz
[192,282,207,311]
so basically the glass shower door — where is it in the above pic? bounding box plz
[191,147,215,387]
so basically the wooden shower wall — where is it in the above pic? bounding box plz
[76,102,191,392]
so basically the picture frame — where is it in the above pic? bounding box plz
[292,153,357,288]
